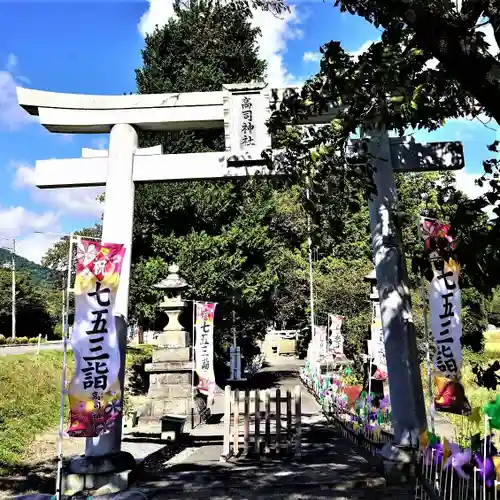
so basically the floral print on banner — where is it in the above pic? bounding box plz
[67,239,126,437]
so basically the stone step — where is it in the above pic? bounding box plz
[57,482,414,500]
[140,461,386,490]
[130,472,411,500]
[137,483,412,500]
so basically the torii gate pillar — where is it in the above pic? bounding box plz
[88,124,138,457]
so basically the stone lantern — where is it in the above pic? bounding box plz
[153,263,189,346]
[144,264,194,420]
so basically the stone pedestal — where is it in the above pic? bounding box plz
[379,442,417,485]
[145,353,194,417]
[62,451,136,496]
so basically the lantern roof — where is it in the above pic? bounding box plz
[153,263,188,290]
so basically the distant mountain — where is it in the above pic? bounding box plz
[0,247,57,285]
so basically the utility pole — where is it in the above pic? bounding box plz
[306,181,315,345]
[2,237,16,339]
[11,238,16,340]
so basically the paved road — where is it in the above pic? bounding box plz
[0,341,64,356]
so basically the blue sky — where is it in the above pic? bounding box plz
[0,0,497,262]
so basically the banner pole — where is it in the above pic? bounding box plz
[418,216,435,434]
[192,300,196,426]
[368,354,373,397]
[55,234,75,500]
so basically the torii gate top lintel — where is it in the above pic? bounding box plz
[16,83,338,134]
[16,86,229,133]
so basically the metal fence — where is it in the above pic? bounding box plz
[302,374,499,500]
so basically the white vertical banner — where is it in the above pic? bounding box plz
[429,260,462,378]
[195,302,217,397]
[369,319,388,380]
[328,314,344,355]
[67,240,126,437]
[315,325,328,357]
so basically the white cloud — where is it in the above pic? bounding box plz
[138,0,304,88]
[0,206,58,236]
[252,5,303,87]
[349,40,378,59]
[0,55,37,130]
[12,162,103,218]
[454,169,498,219]
[455,169,486,200]
[12,162,36,189]
[138,0,175,37]
[2,162,103,263]
[0,205,61,263]
[16,233,62,265]
[303,51,321,63]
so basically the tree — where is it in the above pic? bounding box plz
[267,1,500,351]
[333,0,500,124]
[0,269,55,338]
[131,0,284,362]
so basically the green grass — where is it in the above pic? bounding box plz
[484,330,500,353]
[0,344,152,474]
[0,351,74,472]
[125,344,153,368]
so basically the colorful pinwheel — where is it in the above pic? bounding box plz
[444,442,471,479]
[379,396,390,410]
[484,394,500,430]
[474,452,496,488]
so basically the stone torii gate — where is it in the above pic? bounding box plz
[17,82,464,484]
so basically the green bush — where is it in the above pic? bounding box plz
[0,335,5,345]
[52,324,64,340]
[5,337,15,345]
[15,337,29,345]
[28,337,39,344]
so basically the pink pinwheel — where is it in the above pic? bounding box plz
[444,443,471,479]
[422,220,454,251]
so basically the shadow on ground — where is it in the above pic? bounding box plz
[228,370,299,390]
[0,460,58,497]
[133,416,413,499]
